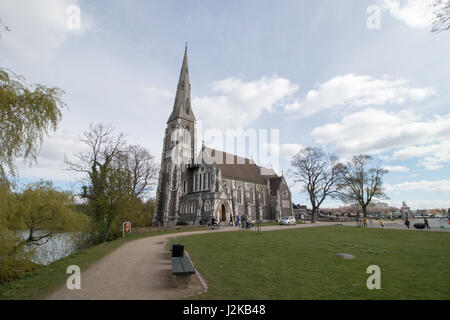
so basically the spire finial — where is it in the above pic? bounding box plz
[185,41,188,51]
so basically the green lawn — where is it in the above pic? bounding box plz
[172,226,450,300]
[0,226,207,300]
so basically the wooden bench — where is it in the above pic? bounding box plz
[171,255,195,288]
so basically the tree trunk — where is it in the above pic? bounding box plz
[362,205,367,218]
[311,207,316,223]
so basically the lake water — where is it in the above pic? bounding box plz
[18,231,80,265]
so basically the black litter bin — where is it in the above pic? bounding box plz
[172,244,184,257]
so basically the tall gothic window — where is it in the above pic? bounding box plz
[237,187,242,204]
[203,173,206,190]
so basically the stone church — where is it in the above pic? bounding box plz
[153,47,293,227]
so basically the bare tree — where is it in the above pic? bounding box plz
[431,0,450,32]
[291,147,342,223]
[65,123,159,241]
[337,155,388,218]
[117,145,159,197]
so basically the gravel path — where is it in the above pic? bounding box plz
[45,221,361,300]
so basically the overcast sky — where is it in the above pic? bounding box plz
[1,0,449,209]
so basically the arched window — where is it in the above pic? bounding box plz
[237,187,242,204]
[183,126,190,143]
[204,200,211,212]
[249,188,253,203]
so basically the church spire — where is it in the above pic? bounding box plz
[167,44,196,123]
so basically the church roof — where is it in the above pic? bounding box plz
[201,147,278,185]
[269,177,282,196]
[168,45,196,124]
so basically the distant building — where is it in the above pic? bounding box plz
[401,201,411,219]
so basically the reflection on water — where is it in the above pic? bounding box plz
[18,231,80,265]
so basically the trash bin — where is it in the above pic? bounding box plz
[172,244,184,257]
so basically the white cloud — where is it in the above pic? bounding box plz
[385,179,450,193]
[193,75,298,128]
[381,0,436,30]
[142,85,174,108]
[280,144,303,160]
[0,0,94,61]
[263,143,303,161]
[15,134,87,182]
[382,165,410,172]
[285,74,436,118]
[388,140,450,170]
[311,109,450,161]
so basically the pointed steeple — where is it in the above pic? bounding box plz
[168,44,196,123]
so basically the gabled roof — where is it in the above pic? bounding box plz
[200,147,278,185]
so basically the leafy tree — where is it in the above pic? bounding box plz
[14,181,90,247]
[337,155,389,218]
[0,181,89,284]
[0,68,65,179]
[66,123,158,242]
[291,147,342,223]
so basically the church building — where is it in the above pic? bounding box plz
[153,47,293,227]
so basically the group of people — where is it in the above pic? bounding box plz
[359,216,384,228]
[210,214,251,229]
[404,216,431,229]
[234,214,251,228]
[358,215,433,230]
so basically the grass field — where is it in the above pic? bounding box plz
[172,226,450,299]
[0,226,208,300]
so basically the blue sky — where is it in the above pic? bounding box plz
[1,0,449,209]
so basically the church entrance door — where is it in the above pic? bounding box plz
[220,204,227,222]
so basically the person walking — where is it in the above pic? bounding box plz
[380,219,384,229]
[424,217,431,230]
[363,217,368,227]
[236,215,240,228]
[405,217,410,229]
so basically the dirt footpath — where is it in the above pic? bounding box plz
[47,222,353,300]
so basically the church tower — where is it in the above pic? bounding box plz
[154,45,196,227]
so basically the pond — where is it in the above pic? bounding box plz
[18,231,81,265]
